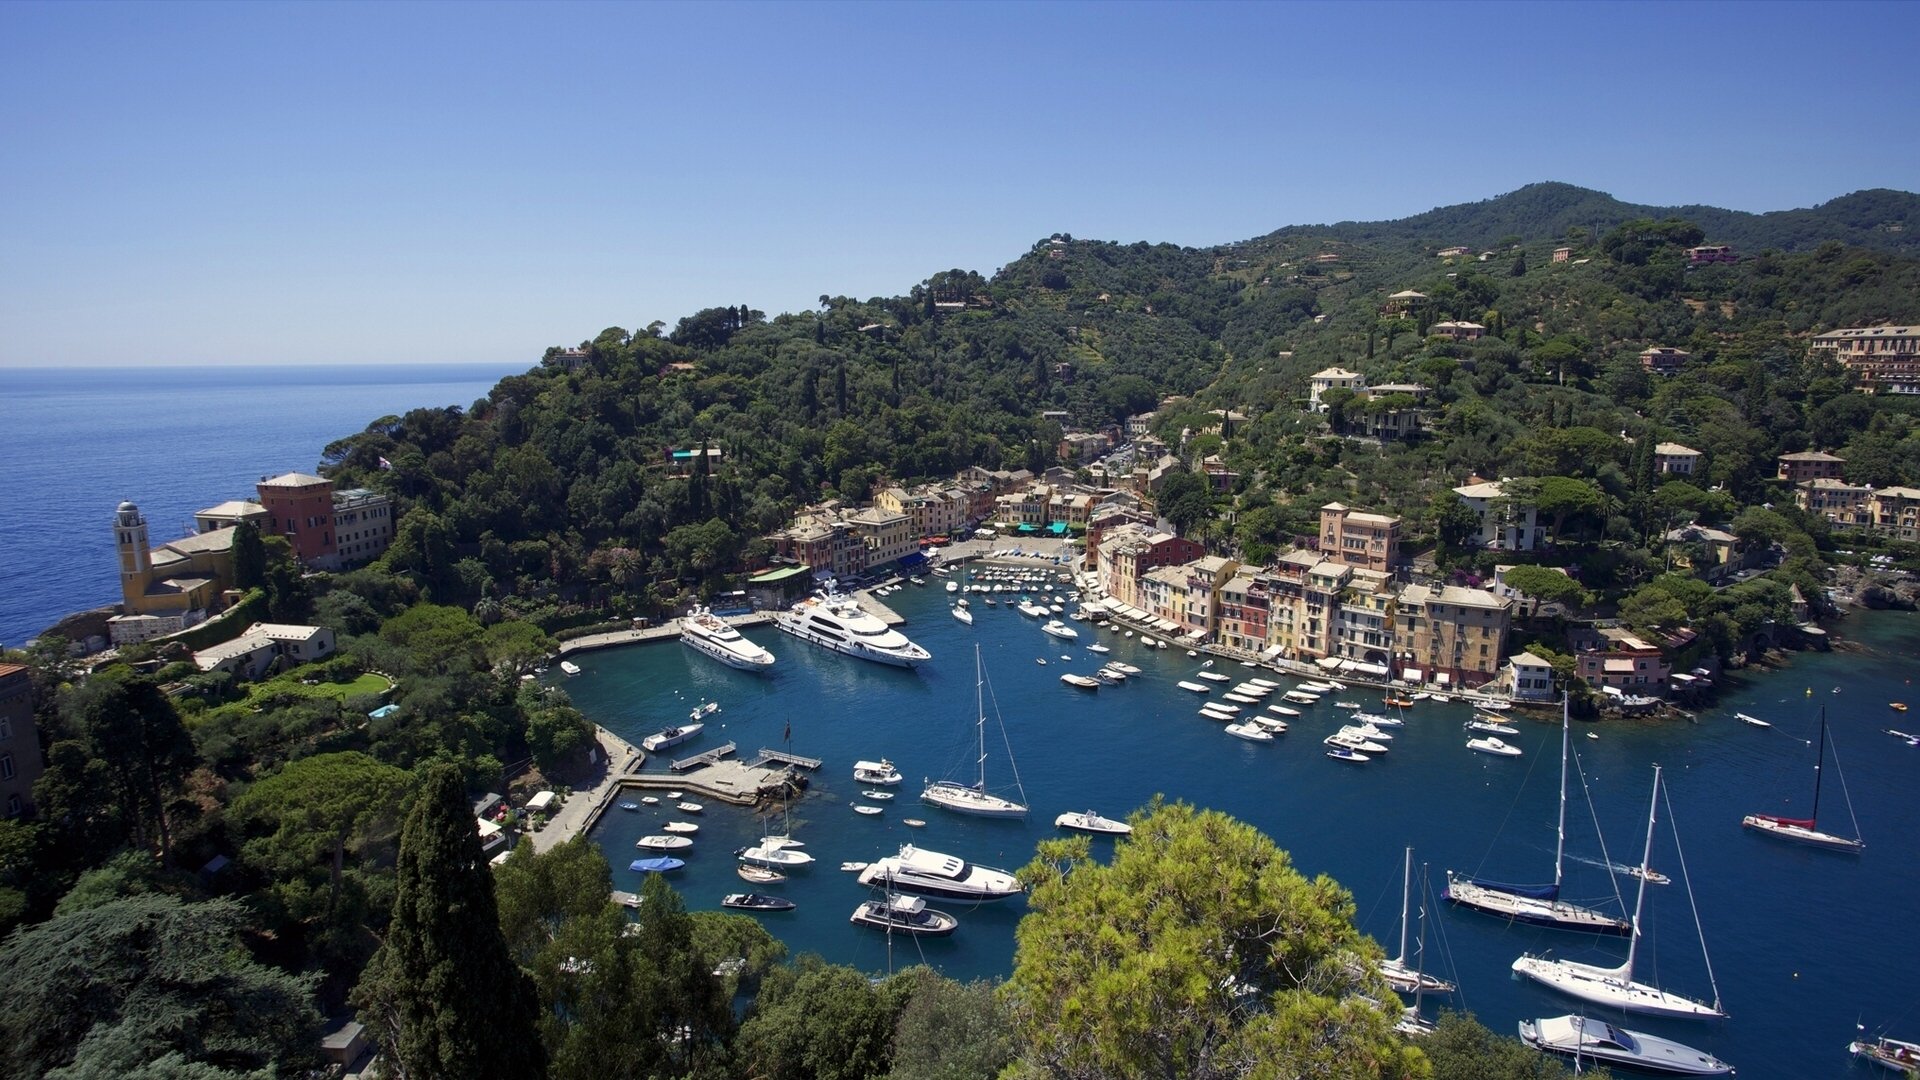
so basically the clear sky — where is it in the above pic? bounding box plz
[3,0,1916,367]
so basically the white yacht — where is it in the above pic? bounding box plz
[679,607,776,671]
[775,593,931,668]
[1518,1016,1733,1076]
[1055,809,1132,835]
[1040,619,1079,640]
[856,844,1024,901]
[641,723,703,752]
[923,647,1028,818]
[853,759,903,785]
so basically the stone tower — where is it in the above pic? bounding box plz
[116,500,151,609]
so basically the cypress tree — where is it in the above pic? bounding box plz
[352,765,546,1080]
[231,520,266,590]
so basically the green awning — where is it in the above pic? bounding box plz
[749,566,809,583]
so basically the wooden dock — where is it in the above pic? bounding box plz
[746,747,823,770]
[670,742,737,771]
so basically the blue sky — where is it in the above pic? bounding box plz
[3,1,1916,367]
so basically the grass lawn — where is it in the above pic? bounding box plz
[190,670,395,727]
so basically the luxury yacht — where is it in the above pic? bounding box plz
[774,593,931,668]
[856,844,1024,902]
[679,607,776,671]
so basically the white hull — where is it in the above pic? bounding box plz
[921,781,1027,817]
[1520,1016,1732,1076]
[775,594,930,668]
[1056,810,1131,835]
[1740,814,1864,852]
[680,609,776,671]
[1511,955,1725,1019]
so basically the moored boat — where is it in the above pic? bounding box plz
[680,606,776,671]
[1467,736,1522,757]
[559,660,582,677]
[1518,1016,1732,1076]
[850,893,958,936]
[1041,619,1079,640]
[1225,722,1273,741]
[775,591,931,668]
[857,844,1023,901]
[641,723,704,752]
[1055,809,1132,835]
[738,844,815,869]
[635,834,692,851]
[737,864,786,884]
[722,892,796,912]
[629,856,684,873]
[1851,1035,1920,1072]
[853,759,902,785]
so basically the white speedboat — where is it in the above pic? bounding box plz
[1225,722,1273,741]
[1017,602,1050,618]
[559,660,582,676]
[1519,1016,1732,1076]
[680,607,776,671]
[641,723,704,752]
[1326,731,1388,754]
[1060,673,1100,689]
[1178,681,1211,694]
[945,580,958,593]
[853,758,902,785]
[1736,712,1770,727]
[1197,671,1232,683]
[1109,662,1141,675]
[1223,693,1261,705]
[661,821,698,834]
[1268,704,1301,717]
[635,834,692,851]
[1055,809,1132,835]
[1041,619,1079,640]
[1248,678,1278,688]
[1467,736,1521,757]
[1252,716,1288,732]
[951,605,974,625]
[850,893,958,936]
[1087,643,1111,654]
[857,844,1024,901]
[738,844,816,869]
[775,592,931,668]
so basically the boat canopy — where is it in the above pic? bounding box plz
[1462,876,1559,901]
[1753,813,1816,830]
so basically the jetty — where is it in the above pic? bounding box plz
[670,742,738,771]
[744,747,822,770]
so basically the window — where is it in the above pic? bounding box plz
[4,795,18,818]
[0,716,10,740]
[0,753,13,780]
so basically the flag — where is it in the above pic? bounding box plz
[783,720,791,744]
[378,456,393,471]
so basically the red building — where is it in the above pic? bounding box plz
[257,472,337,566]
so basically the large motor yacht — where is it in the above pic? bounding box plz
[856,844,1024,902]
[775,593,931,668]
[679,607,776,671]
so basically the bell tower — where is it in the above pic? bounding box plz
[116,501,150,609]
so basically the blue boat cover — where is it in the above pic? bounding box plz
[630,857,685,873]
[1462,877,1558,901]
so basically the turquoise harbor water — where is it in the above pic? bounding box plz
[569,583,1920,1080]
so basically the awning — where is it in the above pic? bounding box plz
[897,551,930,568]
[1155,618,1180,633]
[1401,668,1424,682]
[1344,661,1390,676]
[1100,597,1123,612]
[527,790,557,811]
[1316,656,1344,670]
[1184,630,1206,642]
[1261,645,1284,659]
[1434,672,1451,684]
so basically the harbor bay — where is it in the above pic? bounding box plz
[569,582,1920,1080]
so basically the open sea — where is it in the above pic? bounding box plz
[3,363,1916,1077]
[568,586,1920,1080]
[0,363,525,648]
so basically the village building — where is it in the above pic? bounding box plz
[1873,486,1920,543]
[1809,325,1920,395]
[1383,290,1428,315]
[255,472,394,571]
[1452,478,1539,552]
[1319,503,1403,573]
[1427,320,1486,342]
[1392,584,1511,689]
[109,501,237,645]
[1776,450,1847,484]
[1639,346,1690,375]
[1796,478,1874,529]
[1309,367,1366,411]
[1653,442,1703,476]
[1686,244,1737,265]
[193,623,337,680]
[0,664,43,818]
[1504,651,1559,703]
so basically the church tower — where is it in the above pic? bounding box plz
[116,501,151,609]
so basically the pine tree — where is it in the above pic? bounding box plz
[352,765,546,1080]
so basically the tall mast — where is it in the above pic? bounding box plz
[1810,707,1827,823]
[1554,693,1569,889]
[975,645,988,789]
[1623,765,1661,978]
[1397,846,1413,967]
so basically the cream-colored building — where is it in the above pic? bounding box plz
[1873,487,1920,542]
[194,623,337,680]
[1309,367,1366,412]
[1332,569,1396,671]
[848,507,915,568]
[1452,479,1539,552]
[109,501,237,645]
[1796,478,1874,529]
[1810,325,1920,395]
[1394,584,1511,689]
[1778,450,1847,484]
[1653,442,1702,476]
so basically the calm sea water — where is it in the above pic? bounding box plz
[0,363,524,647]
[568,586,1920,1080]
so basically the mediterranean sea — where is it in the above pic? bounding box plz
[0,363,524,648]
[568,586,1920,1080]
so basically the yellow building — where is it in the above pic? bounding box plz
[109,501,237,645]
[1394,584,1511,689]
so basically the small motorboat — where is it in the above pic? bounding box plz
[1198,671,1232,683]
[1041,619,1079,640]
[689,701,720,721]
[1892,702,1909,712]
[903,818,926,828]
[1226,722,1274,742]
[1587,732,1600,740]
[722,892,796,912]
[1268,704,1301,717]
[1178,681,1211,694]
[851,893,959,936]
[1467,736,1523,757]
[1109,662,1141,675]
[1382,696,1417,708]
[560,660,582,677]
[1326,747,1371,764]
[1087,643,1111,654]
[853,804,883,816]
[952,605,974,625]
[1737,712,1772,727]
[1334,701,1361,710]
[1326,732,1388,754]
[629,857,685,873]
[1055,809,1132,835]
[1467,718,1520,735]
[853,759,902,785]
[1035,657,1048,665]
[738,844,815,869]
[1253,716,1288,733]
[640,796,659,806]
[661,821,699,834]
[676,802,704,814]
[635,834,692,851]
[1478,700,1512,711]
[1188,649,1199,657]
[666,791,683,799]
[862,789,895,801]
[617,801,641,811]
[1060,673,1100,689]
[839,861,869,872]
[738,864,786,884]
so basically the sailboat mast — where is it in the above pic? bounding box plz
[1397,846,1413,967]
[1623,765,1661,976]
[975,645,988,787]
[1810,707,1828,823]
[1554,694,1570,889]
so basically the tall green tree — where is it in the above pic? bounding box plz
[0,895,320,1079]
[1004,802,1423,1080]
[230,520,267,590]
[50,669,196,863]
[231,752,411,928]
[351,764,545,1080]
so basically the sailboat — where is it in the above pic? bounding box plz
[1741,707,1864,853]
[921,645,1029,818]
[1378,847,1455,996]
[1512,765,1727,1020]
[1446,696,1631,935]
